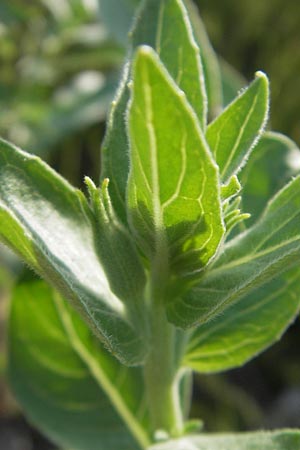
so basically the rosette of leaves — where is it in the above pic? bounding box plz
[1,1,300,449]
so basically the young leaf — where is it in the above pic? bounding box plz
[101,0,207,222]
[206,72,269,183]
[100,63,132,223]
[85,177,147,325]
[132,0,207,128]
[127,46,224,278]
[184,266,300,373]
[167,175,300,328]
[0,139,146,365]
[183,0,223,118]
[8,281,150,450]
[149,430,300,450]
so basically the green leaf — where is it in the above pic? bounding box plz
[85,177,147,318]
[99,0,139,44]
[127,46,224,278]
[149,430,300,450]
[206,72,269,183]
[241,131,300,225]
[132,0,207,129]
[167,175,300,328]
[29,76,118,154]
[101,63,132,223]
[101,0,207,222]
[0,139,146,365]
[183,0,223,118]
[219,59,246,107]
[184,266,300,373]
[8,281,150,450]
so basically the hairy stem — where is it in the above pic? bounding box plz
[143,261,184,439]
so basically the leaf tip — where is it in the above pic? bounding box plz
[254,70,269,87]
[137,44,154,57]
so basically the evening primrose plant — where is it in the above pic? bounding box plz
[1,0,300,449]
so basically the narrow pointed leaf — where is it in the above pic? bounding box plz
[8,281,150,450]
[206,72,269,183]
[101,0,207,222]
[0,139,146,365]
[167,175,300,327]
[132,0,207,128]
[149,430,300,450]
[127,47,224,277]
[183,0,223,118]
[100,63,132,223]
[184,266,300,373]
[181,133,299,372]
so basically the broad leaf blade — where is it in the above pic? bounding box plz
[0,139,146,365]
[184,266,300,373]
[149,430,300,450]
[101,0,207,222]
[8,281,150,450]
[206,72,269,182]
[127,47,224,277]
[167,175,300,328]
[241,131,300,224]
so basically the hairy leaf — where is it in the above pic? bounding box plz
[8,281,150,450]
[184,266,300,373]
[206,72,269,182]
[132,0,207,128]
[241,131,300,224]
[0,139,146,365]
[167,175,300,327]
[183,0,223,118]
[101,0,207,222]
[127,47,224,278]
[149,430,300,450]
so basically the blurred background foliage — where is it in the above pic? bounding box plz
[0,0,300,449]
[195,0,300,143]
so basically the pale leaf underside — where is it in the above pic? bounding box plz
[0,139,145,365]
[9,281,150,450]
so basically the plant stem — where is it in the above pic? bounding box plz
[143,279,184,439]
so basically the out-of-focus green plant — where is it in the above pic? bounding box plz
[0,2,300,450]
[193,0,300,143]
[0,0,123,156]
